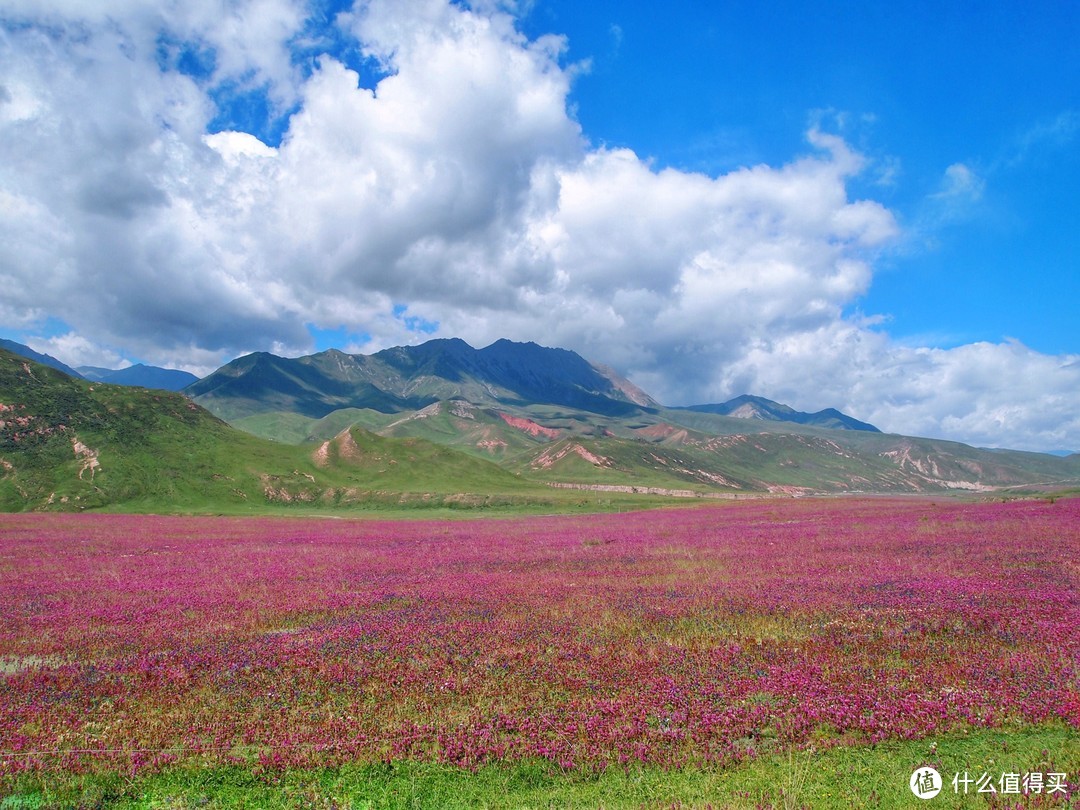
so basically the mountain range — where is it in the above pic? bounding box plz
[674,395,881,432]
[186,339,884,432]
[0,339,197,391]
[174,339,1080,497]
[186,338,657,420]
[2,338,1078,512]
[77,364,198,391]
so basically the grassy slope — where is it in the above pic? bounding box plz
[509,430,1008,494]
[226,398,1080,496]
[376,402,553,463]
[0,349,281,512]
[663,408,1080,484]
[231,408,403,445]
[309,426,541,507]
[235,402,598,464]
[229,410,320,444]
[634,430,929,493]
[230,404,862,494]
[509,436,744,491]
[645,409,1080,492]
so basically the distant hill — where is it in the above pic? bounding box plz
[78,363,199,391]
[675,395,880,432]
[0,338,83,379]
[187,338,658,421]
[629,415,1079,494]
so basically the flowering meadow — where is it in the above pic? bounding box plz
[1,497,1078,783]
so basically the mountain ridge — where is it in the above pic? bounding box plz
[78,363,199,391]
[188,339,887,437]
[674,395,881,432]
[187,338,658,421]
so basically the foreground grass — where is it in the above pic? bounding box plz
[4,725,1077,809]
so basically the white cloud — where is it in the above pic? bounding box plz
[1,0,308,109]
[721,327,1080,452]
[204,131,278,159]
[26,333,131,372]
[933,162,985,201]
[0,0,1077,451]
[1006,110,1079,168]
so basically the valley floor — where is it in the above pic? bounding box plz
[1,497,1077,807]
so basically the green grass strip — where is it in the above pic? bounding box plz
[3,724,1077,809]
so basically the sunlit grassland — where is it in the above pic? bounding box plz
[3,724,1076,808]
[1,497,1077,807]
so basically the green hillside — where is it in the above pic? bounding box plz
[506,432,892,494]
[0,348,285,511]
[230,407,402,445]
[376,400,558,461]
[310,425,537,501]
[224,393,1080,497]
[0,349,569,513]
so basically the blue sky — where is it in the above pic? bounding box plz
[522,1,1079,354]
[0,0,1077,451]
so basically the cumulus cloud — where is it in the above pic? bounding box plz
[720,326,1080,452]
[1,0,309,109]
[0,0,1077,451]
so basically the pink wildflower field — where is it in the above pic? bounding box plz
[1,497,1078,777]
